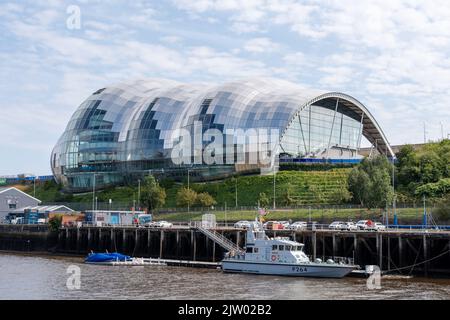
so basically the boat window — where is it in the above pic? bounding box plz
[285,245,292,251]
[272,245,277,251]
[279,245,284,251]
[254,248,259,253]
[246,247,252,253]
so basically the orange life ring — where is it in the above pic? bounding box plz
[271,255,277,261]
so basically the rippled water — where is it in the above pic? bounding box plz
[0,253,449,300]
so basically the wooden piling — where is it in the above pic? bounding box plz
[176,230,180,258]
[122,229,126,252]
[423,234,428,277]
[76,227,80,253]
[147,229,151,257]
[159,230,164,258]
[110,228,114,252]
[387,236,391,271]
[377,233,383,270]
[192,230,196,261]
[332,234,336,259]
[87,228,91,250]
[322,234,325,260]
[312,231,317,260]
[98,228,102,251]
[135,229,139,255]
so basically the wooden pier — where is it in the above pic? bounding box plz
[1,224,450,277]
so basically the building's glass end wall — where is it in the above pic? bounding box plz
[280,101,363,159]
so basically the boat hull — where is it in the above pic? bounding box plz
[222,260,354,278]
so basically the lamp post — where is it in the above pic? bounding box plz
[92,173,96,213]
[137,179,141,210]
[187,169,190,213]
[225,201,227,227]
[392,158,397,226]
[235,177,238,209]
[273,166,276,210]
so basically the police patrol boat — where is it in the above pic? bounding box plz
[221,220,356,278]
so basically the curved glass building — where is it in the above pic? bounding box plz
[51,78,393,192]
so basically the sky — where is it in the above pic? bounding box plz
[0,0,449,175]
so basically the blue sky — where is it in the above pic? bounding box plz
[1,0,449,175]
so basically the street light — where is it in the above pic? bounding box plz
[187,169,190,213]
[235,176,238,208]
[137,179,141,210]
[92,173,96,213]
[273,165,276,210]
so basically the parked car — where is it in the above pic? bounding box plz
[37,218,47,225]
[278,221,290,229]
[289,221,307,230]
[344,222,358,231]
[157,221,173,228]
[328,221,347,230]
[264,221,285,230]
[146,221,173,228]
[374,222,386,231]
[234,220,252,229]
[356,220,376,231]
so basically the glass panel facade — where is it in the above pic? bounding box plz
[51,79,379,192]
[280,103,362,158]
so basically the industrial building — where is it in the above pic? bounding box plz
[0,187,41,221]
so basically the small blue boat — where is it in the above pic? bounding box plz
[85,252,131,264]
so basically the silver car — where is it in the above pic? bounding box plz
[234,220,252,229]
[329,221,346,230]
[289,221,307,230]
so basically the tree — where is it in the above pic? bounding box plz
[258,192,270,208]
[140,175,166,211]
[348,155,393,209]
[396,141,450,196]
[176,187,197,207]
[48,214,62,232]
[196,192,217,207]
[348,167,370,206]
[434,195,450,222]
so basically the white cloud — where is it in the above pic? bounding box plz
[243,37,280,53]
[1,0,450,175]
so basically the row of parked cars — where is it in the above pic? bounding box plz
[234,219,386,231]
[328,220,386,231]
[234,220,307,230]
[139,221,173,228]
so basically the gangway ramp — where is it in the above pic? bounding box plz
[196,226,243,253]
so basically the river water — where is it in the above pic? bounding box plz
[0,253,449,300]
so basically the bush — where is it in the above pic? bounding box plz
[196,192,217,207]
[176,187,197,207]
[434,195,450,222]
[415,178,450,198]
[48,215,62,232]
